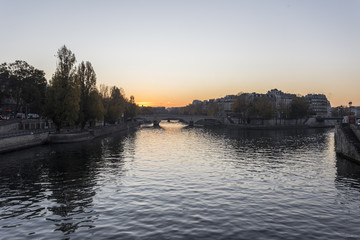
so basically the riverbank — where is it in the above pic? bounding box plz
[0,132,49,153]
[0,122,139,153]
[335,124,360,164]
[223,117,337,129]
[223,123,309,130]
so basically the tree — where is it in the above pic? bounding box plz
[76,61,98,129]
[0,61,47,115]
[254,97,274,120]
[125,95,137,120]
[137,106,153,115]
[46,46,79,131]
[206,102,219,116]
[232,93,250,123]
[0,63,11,106]
[289,97,309,119]
[87,89,105,126]
[102,86,126,124]
[331,105,350,117]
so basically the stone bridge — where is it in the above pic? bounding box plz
[136,114,223,127]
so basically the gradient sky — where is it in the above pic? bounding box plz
[1,0,359,107]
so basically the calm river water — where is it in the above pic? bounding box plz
[1,122,360,239]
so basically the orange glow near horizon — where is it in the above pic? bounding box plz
[133,86,360,109]
[136,102,153,107]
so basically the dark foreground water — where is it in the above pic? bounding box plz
[1,122,360,239]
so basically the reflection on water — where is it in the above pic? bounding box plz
[0,124,360,239]
[0,133,134,238]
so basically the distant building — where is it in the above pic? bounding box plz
[192,100,202,105]
[187,89,332,118]
[305,94,331,117]
[267,89,296,107]
[151,107,167,114]
[351,106,360,117]
[223,95,236,114]
[266,89,296,118]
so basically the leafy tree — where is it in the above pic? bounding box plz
[76,61,98,129]
[331,105,350,117]
[0,63,11,106]
[102,86,126,124]
[254,97,274,120]
[46,46,79,131]
[278,102,290,119]
[0,61,46,115]
[137,106,153,115]
[233,94,275,123]
[181,102,206,115]
[125,95,137,120]
[289,97,309,119]
[232,93,250,123]
[206,102,219,116]
[87,89,105,126]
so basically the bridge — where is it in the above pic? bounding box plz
[136,114,223,127]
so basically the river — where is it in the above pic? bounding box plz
[1,122,360,239]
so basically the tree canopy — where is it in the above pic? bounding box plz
[0,61,47,115]
[46,46,79,130]
[289,97,310,119]
[1,46,137,128]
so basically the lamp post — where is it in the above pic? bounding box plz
[349,101,353,115]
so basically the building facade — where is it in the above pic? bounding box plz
[305,94,331,117]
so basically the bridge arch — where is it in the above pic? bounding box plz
[136,114,223,127]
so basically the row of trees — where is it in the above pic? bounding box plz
[0,61,47,115]
[46,46,136,131]
[232,93,310,123]
[0,46,137,131]
[180,102,220,116]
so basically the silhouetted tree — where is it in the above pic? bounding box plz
[254,97,274,120]
[289,97,309,119]
[101,86,126,124]
[331,105,350,117]
[0,61,47,115]
[46,46,80,131]
[76,61,100,129]
[87,89,105,126]
[125,95,137,120]
[137,106,153,115]
[0,64,10,106]
[232,93,250,123]
[206,102,219,116]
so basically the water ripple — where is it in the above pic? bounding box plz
[0,124,360,239]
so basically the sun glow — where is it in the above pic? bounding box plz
[136,102,153,107]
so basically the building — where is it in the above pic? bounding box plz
[351,106,360,117]
[266,89,296,107]
[266,89,296,118]
[305,94,331,117]
[187,89,332,118]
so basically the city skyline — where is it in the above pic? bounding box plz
[1,0,359,107]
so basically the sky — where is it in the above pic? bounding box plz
[0,0,359,107]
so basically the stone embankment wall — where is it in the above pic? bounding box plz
[305,118,337,128]
[0,132,49,153]
[335,124,360,164]
[91,123,135,137]
[47,122,138,143]
[225,117,337,128]
[0,121,21,134]
[0,120,54,134]
[225,118,309,129]
[350,125,360,142]
[48,131,93,143]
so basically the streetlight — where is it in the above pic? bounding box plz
[349,101,353,115]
